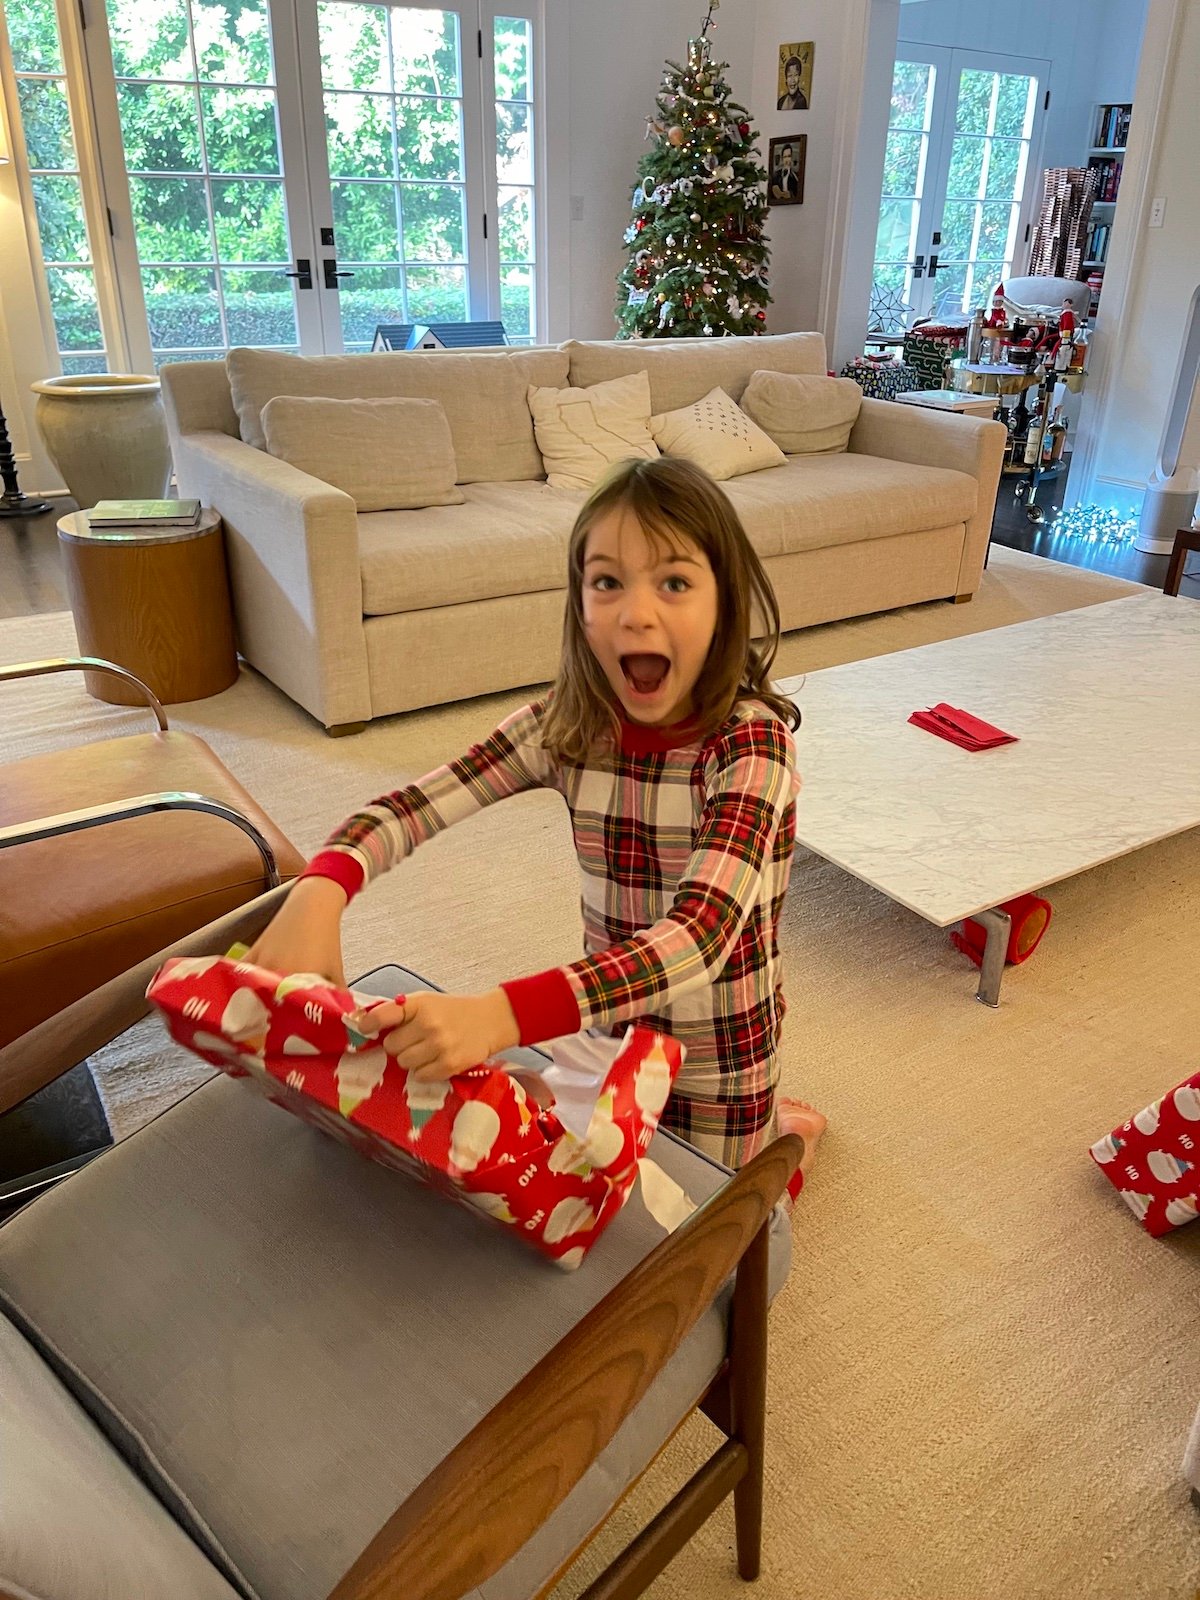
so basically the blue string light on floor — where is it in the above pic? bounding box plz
[1045,503,1140,545]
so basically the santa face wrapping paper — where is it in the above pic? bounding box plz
[146,956,684,1267]
[1089,1073,1200,1237]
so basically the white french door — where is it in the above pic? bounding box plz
[280,0,540,353]
[79,0,542,366]
[872,47,1049,332]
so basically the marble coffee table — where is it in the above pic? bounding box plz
[777,593,1200,1005]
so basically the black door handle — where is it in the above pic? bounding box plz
[928,253,940,277]
[281,258,313,290]
[323,259,355,289]
[912,254,925,279]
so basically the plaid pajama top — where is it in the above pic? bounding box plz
[303,698,798,1102]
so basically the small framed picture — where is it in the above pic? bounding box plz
[767,135,806,206]
[777,42,813,110]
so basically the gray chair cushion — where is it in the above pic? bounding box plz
[0,1312,241,1600]
[0,965,791,1600]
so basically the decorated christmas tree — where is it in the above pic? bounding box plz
[615,2,771,339]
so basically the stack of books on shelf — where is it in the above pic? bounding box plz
[1085,220,1112,267]
[1094,104,1131,149]
[1087,156,1123,202]
[86,499,202,531]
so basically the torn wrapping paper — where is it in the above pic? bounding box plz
[146,955,689,1268]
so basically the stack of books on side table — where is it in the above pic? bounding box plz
[86,499,202,531]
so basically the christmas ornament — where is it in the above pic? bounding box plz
[739,120,750,138]
[667,125,685,147]
[701,281,715,296]
[690,212,701,222]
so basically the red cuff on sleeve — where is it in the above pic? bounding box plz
[300,850,366,902]
[500,969,582,1048]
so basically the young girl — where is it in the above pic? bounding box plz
[249,456,825,1188]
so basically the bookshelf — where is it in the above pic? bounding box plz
[1083,101,1131,303]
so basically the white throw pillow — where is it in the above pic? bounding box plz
[526,370,660,491]
[649,386,786,481]
[259,395,465,511]
[741,370,863,455]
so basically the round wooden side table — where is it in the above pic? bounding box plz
[57,508,238,705]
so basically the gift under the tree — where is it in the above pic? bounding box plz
[1089,1073,1200,1236]
[147,955,685,1268]
[840,357,922,401]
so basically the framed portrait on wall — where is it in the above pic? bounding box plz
[776,42,814,110]
[767,135,805,206]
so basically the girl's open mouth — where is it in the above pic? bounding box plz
[620,653,670,698]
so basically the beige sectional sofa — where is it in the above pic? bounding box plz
[161,334,1005,733]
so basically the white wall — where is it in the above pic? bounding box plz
[562,0,756,340]
[1074,0,1200,509]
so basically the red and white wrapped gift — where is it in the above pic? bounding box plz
[146,954,685,1268]
[1089,1072,1200,1236]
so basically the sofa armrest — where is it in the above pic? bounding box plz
[847,398,1007,597]
[171,430,370,728]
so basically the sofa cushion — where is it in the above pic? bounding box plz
[741,370,862,455]
[260,394,465,512]
[527,370,659,490]
[563,330,827,412]
[0,1313,240,1600]
[226,346,570,482]
[650,386,786,480]
[0,964,791,1600]
[723,452,978,555]
[358,481,583,614]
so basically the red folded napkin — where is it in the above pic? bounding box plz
[908,702,1017,751]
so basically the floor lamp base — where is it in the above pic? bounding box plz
[0,492,53,518]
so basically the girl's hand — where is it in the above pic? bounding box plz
[244,876,349,987]
[356,989,520,1079]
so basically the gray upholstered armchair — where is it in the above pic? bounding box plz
[0,890,799,1599]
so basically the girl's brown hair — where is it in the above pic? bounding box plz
[540,455,801,765]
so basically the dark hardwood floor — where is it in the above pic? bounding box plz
[2,467,1198,623]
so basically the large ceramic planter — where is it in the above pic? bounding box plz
[30,373,171,508]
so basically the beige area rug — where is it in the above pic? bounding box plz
[5,547,1200,1598]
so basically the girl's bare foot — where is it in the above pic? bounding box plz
[778,1098,827,1200]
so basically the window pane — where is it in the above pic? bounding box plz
[201,86,282,174]
[18,77,75,169]
[129,176,212,259]
[979,200,1015,259]
[498,186,532,262]
[118,83,203,172]
[392,9,460,96]
[143,266,222,346]
[939,200,976,259]
[5,0,63,72]
[494,17,531,101]
[107,0,191,79]
[222,268,298,343]
[210,178,287,261]
[946,137,985,199]
[154,347,242,365]
[955,71,995,135]
[994,74,1034,139]
[395,96,462,181]
[45,267,103,350]
[61,352,111,375]
[31,174,90,261]
[192,0,274,85]
[875,198,917,261]
[318,2,389,92]
[405,263,466,322]
[340,264,406,345]
[495,100,530,184]
[890,60,934,130]
[882,131,923,197]
[326,93,395,179]
[985,138,1024,200]
[401,183,464,261]
[930,261,968,313]
[333,181,400,261]
[500,265,531,339]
